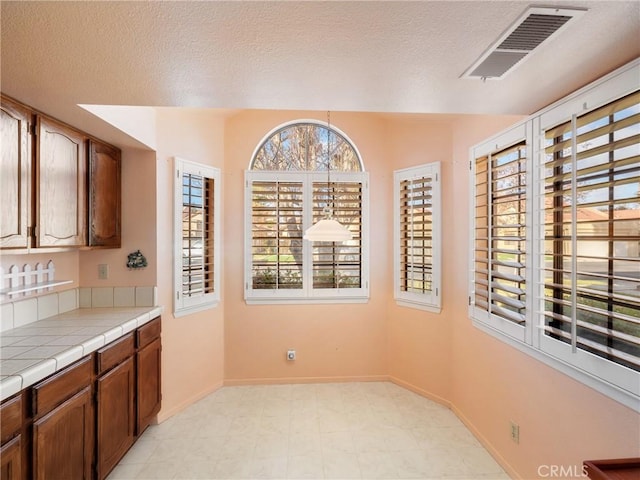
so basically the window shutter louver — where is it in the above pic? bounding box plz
[174,158,220,316]
[399,176,434,294]
[474,143,528,324]
[181,173,215,297]
[394,163,441,311]
[312,181,363,289]
[543,91,640,371]
[251,180,304,290]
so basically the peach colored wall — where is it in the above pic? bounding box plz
[154,108,226,420]
[385,117,455,404]
[223,110,390,383]
[79,148,157,286]
[447,116,640,479]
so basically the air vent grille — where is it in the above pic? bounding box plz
[462,7,587,80]
[470,52,528,78]
[497,14,572,51]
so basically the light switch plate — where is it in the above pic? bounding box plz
[98,264,109,280]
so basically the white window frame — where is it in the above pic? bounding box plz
[469,123,532,343]
[173,157,221,317]
[469,59,640,412]
[245,170,369,304]
[394,162,442,312]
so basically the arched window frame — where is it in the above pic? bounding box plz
[249,119,365,172]
[245,120,370,304]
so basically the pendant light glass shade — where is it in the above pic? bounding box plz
[304,112,353,243]
[303,218,353,242]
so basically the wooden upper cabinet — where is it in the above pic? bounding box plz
[0,96,32,249]
[88,140,121,247]
[36,116,87,247]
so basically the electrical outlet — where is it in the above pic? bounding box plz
[287,350,296,361]
[98,264,109,280]
[510,421,520,444]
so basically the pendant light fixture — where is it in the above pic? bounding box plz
[303,112,354,242]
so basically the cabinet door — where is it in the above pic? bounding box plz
[32,387,93,480]
[0,435,22,480]
[36,116,87,247]
[96,357,135,480]
[0,96,32,249]
[137,338,161,434]
[88,140,121,247]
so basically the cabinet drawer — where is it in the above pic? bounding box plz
[137,317,161,349]
[32,356,92,418]
[0,393,22,444]
[97,333,134,375]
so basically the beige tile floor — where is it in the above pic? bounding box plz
[107,382,510,480]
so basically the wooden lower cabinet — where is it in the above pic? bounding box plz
[0,392,24,480]
[32,387,93,480]
[137,337,162,434]
[96,357,135,480]
[0,435,22,480]
[0,317,161,480]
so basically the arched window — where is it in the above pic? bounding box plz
[245,121,369,303]
[251,122,363,172]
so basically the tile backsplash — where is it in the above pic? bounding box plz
[0,286,157,333]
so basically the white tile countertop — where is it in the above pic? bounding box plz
[0,306,162,402]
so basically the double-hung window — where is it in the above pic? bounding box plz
[245,121,369,304]
[394,163,442,312]
[174,157,221,316]
[470,61,639,410]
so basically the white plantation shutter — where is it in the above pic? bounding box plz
[475,143,528,324]
[541,91,640,372]
[394,163,441,311]
[312,181,363,289]
[245,170,369,303]
[470,61,640,408]
[250,179,304,291]
[182,172,215,296]
[174,158,220,316]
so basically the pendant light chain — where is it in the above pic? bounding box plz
[327,111,332,219]
[303,111,353,242]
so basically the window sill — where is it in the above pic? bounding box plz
[395,299,441,314]
[245,297,369,306]
[174,300,219,318]
[472,317,640,413]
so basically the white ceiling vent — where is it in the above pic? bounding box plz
[462,6,587,80]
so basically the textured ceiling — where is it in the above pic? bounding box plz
[1,1,639,147]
